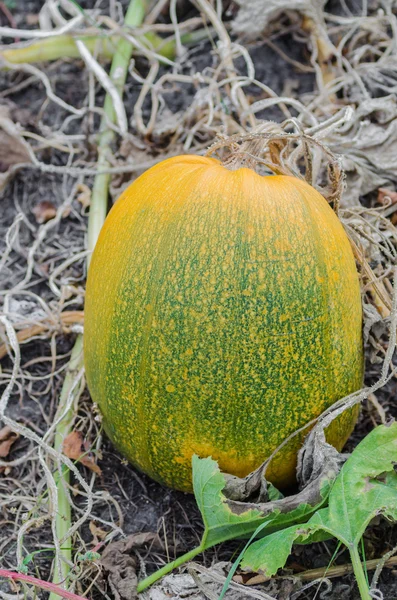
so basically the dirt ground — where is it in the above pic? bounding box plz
[1,1,397,599]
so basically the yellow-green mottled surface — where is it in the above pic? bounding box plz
[84,155,363,491]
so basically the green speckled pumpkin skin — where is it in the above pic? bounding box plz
[84,155,363,492]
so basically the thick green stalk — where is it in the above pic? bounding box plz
[88,0,149,259]
[50,336,84,595]
[136,546,204,593]
[0,29,210,65]
[1,31,174,64]
[349,546,371,600]
[2,35,116,63]
[50,1,148,596]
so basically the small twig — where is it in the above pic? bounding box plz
[145,0,169,25]
[0,311,84,360]
[299,555,397,582]
[367,393,387,425]
[74,40,128,134]
[0,2,19,42]
[371,544,397,590]
[349,237,391,318]
[0,16,83,39]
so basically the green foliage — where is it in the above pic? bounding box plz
[241,423,397,599]
[138,424,397,599]
[192,455,328,547]
[77,551,101,563]
[137,454,330,592]
[18,548,57,574]
[192,455,266,546]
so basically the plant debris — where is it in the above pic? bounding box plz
[62,430,101,476]
[0,113,32,192]
[100,533,163,600]
[0,425,19,458]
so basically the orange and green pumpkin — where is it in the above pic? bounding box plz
[84,155,363,492]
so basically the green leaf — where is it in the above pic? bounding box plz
[193,455,267,546]
[192,455,329,548]
[137,451,334,592]
[309,422,397,546]
[218,519,281,600]
[242,524,314,576]
[267,482,284,501]
[241,423,397,591]
[22,553,35,566]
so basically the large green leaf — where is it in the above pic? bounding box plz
[137,437,341,592]
[193,455,267,546]
[241,423,397,584]
[192,454,330,548]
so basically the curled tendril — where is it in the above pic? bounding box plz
[206,120,344,214]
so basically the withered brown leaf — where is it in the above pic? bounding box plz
[63,431,101,475]
[0,426,19,458]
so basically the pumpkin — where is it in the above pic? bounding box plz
[84,154,363,492]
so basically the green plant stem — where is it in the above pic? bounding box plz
[2,35,116,63]
[49,1,149,596]
[0,28,211,65]
[87,0,149,258]
[49,337,84,597]
[136,545,204,593]
[1,32,172,64]
[349,545,372,600]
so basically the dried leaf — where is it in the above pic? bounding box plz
[0,426,19,458]
[0,100,35,129]
[297,427,345,488]
[76,183,91,210]
[0,115,32,194]
[32,201,57,224]
[152,562,264,600]
[232,0,327,38]
[0,130,31,172]
[32,200,71,223]
[63,431,101,475]
[330,96,397,206]
[89,521,109,544]
[100,533,163,600]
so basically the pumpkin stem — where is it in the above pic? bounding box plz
[219,122,287,174]
[206,120,344,212]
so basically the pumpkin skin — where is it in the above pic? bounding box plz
[84,155,363,492]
